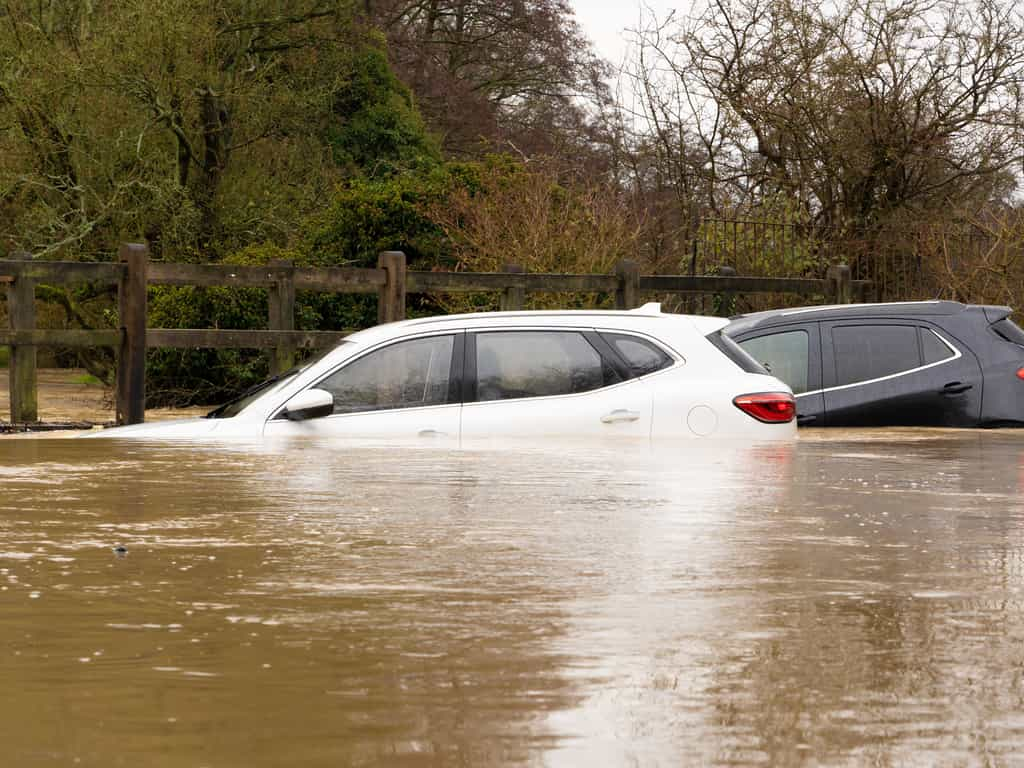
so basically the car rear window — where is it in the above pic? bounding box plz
[707,330,770,374]
[991,317,1024,347]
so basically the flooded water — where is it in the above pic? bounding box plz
[2,430,1024,766]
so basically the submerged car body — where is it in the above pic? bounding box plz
[85,305,796,441]
[724,301,1024,427]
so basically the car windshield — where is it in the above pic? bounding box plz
[206,344,348,419]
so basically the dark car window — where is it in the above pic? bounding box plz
[317,335,455,414]
[991,317,1024,347]
[708,330,769,374]
[921,329,955,364]
[738,330,809,394]
[601,333,674,376]
[475,331,620,401]
[832,324,921,386]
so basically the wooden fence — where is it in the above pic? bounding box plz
[1,244,867,426]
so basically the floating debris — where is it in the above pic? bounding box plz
[0,421,99,434]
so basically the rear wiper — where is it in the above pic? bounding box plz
[205,367,299,419]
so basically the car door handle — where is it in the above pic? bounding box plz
[601,409,641,424]
[941,382,973,395]
[418,429,447,438]
[797,414,818,425]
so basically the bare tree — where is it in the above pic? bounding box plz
[608,0,1024,287]
[641,0,1024,229]
[930,204,1024,304]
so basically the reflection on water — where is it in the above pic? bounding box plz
[1,431,1024,766]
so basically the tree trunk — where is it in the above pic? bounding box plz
[196,87,232,243]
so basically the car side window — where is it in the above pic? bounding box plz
[921,328,955,364]
[475,331,620,402]
[317,335,455,414]
[601,333,674,376]
[738,330,809,394]
[832,324,920,386]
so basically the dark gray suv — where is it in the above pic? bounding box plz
[721,301,1024,427]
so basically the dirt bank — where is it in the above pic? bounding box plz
[0,368,207,432]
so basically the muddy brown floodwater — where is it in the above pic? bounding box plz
[2,430,1024,766]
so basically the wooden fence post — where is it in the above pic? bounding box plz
[6,251,37,423]
[827,264,852,304]
[615,260,641,310]
[377,251,407,324]
[268,260,296,374]
[500,263,525,311]
[116,243,148,425]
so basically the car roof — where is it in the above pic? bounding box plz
[723,300,1003,335]
[346,303,730,344]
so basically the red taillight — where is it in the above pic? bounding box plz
[1016,367,1024,380]
[733,392,796,423]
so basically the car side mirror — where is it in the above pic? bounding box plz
[283,388,334,421]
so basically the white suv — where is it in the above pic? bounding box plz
[85,304,796,441]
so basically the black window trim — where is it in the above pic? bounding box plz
[584,331,633,380]
[272,330,464,419]
[465,327,631,405]
[448,331,466,404]
[463,331,478,403]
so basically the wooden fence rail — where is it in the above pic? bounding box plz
[2,244,866,426]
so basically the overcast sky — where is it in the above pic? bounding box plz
[568,0,678,69]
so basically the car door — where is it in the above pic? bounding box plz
[263,332,463,442]
[733,323,824,426]
[820,321,983,426]
[459,328,652,439]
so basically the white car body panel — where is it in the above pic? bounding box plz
[264,403,461,443]
[80,418,220,439]
[81,307,796,441]
[461,377,652,439]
